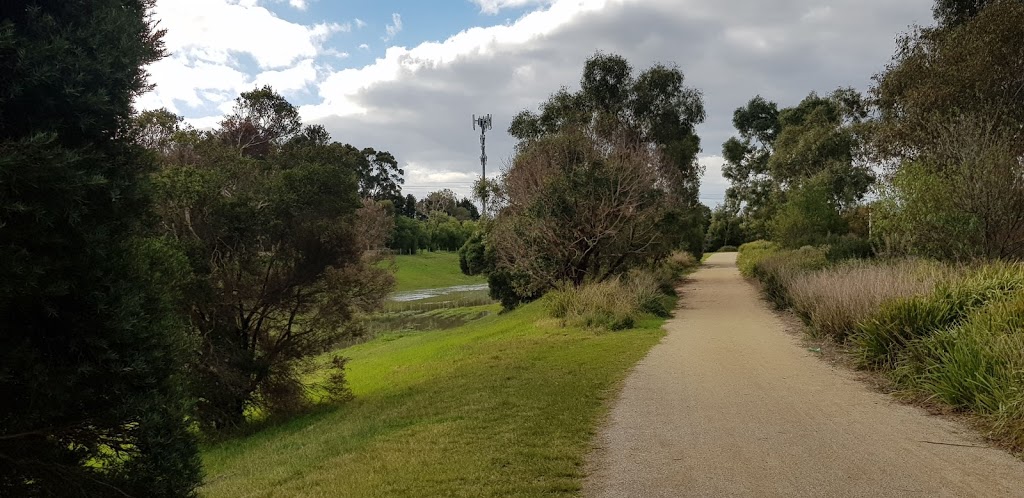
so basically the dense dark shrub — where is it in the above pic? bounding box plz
[824,234,873,262]
[0,2,201,495]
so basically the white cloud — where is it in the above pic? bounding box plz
[253,59,318,92]
[152,0,342,69]
[698,156,729,206]
[384,13,403,41]
[303,0,612,119]
[472,0,551,15]
[324,49,351,59]
[289,0,307,10]
[141,0,344,114]
[801,6,833,23]
[143,0,935,203]
[355,18,367,29]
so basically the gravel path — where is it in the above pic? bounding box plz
[583,252,1024,497]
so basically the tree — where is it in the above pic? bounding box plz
[0,1,201,495]
[509,53,706,207]
[932,0,1007,26]
[455,197,480,221]
[722,90,873,243]
[490,54,706,306]
[491,129,682,304]
[355,199,396,252]
[220,85,302,158]
[721,96,781,239]
[705,201,746,250]
[416,189,460,218]
[400,193,419,219]
[871,0,1024,260]
[769,89,873,210]
[356,148,404,201]
[150,98,394,430]
[136,107,185,155]
[459,224,492,276]
[390,215,425,254]
[771,174,848,248]
[473,177,503,218]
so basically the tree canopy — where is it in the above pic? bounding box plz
[0,1,201,495]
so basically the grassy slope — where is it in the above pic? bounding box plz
[200,303,667,497]
[389,252,486,292]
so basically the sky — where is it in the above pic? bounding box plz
[138,0,936,206]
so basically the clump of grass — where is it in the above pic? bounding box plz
[750,246,828,308]
[666,250,698,272]
[650,251,699,293]
[546,271,670,331]
[854,261,1024,368]
[737,240,780,277]
[787,258,947,340]
[894,294,1024,450]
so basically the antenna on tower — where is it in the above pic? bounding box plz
[472,114,493,216]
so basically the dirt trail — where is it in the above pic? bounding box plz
[584,252,1024,497]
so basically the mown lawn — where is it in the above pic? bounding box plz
[200,302,668,497]
[389,251,487,292]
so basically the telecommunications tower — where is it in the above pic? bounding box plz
[473,114,493,215]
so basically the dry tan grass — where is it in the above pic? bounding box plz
[787,259,950,340]
[546,271,668,330]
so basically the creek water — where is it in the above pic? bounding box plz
[389,283,489,302]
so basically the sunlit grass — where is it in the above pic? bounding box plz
[387,251,486,292]
[200,301,668,497]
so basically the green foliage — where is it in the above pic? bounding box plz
[737,240,780,278]
[853,262,1024,368]
[770,175,849,250]
[499,54,707,303]
[772,254,1024,448]
[0,1,201,494]
[458,225,491,276]
[896,295,1024,413]
[824,234,873,262]
[718,246,739,252]
[422,213,475,252]
[721,96,779,232]
[722,90,873,242]
[390,215,425,254]
[493,126,692,305]
[932,0,1007,27]
[871,1,1024,261]
[704,201,746,251]
[149,93,395,431]
[356,148,404,202]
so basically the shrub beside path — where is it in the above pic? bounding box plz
[584,253,1024,497]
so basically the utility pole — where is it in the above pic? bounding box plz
[473,114,492,216]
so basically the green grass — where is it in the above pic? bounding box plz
[200,301,668,497]
[388,252,487,292]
